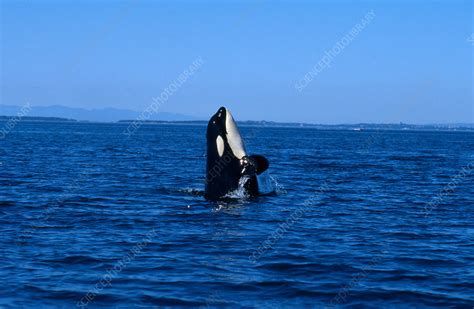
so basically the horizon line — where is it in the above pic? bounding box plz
[0,103,472,126]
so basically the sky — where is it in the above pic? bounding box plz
[1,0,473,124]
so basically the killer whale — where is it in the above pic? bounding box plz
[204,107,269,200]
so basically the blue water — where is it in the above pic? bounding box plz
[1,121,473,308]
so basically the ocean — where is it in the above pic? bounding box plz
[1,121,473,308]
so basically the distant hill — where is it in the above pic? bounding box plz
[0,104,199,122]
[0,115,76,122]
[1,104,472,131]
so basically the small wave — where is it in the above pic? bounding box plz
[138,295,208,306]
[176,188,204,197]
[270,176,287,195]
[74,196,111,203]
[395,256,464,267]
[165,187,204,197]
[212,201,251,213]
[348,288,473,306]
[41,255,106,265]
[0,200,15,207]
[257,262,353,272]
[388,155,444,162]
[24,224,72,231]
[22,285,90,301]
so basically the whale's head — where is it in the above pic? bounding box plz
[205,106,269,200]
[207,106,247,161]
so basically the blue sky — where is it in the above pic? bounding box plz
[1,0,472,124]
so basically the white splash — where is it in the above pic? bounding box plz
[257,171,276,195]
[269,175,287,194]
[224,175,251,199]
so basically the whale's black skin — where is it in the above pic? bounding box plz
[204,107,269,200]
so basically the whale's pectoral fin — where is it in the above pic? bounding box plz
[250,155,269,175]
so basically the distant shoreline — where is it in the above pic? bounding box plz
[1,105,472,130]
[1,115,473,132]
[116,119,474,131]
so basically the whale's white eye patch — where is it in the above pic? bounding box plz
[216,135,224,157]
